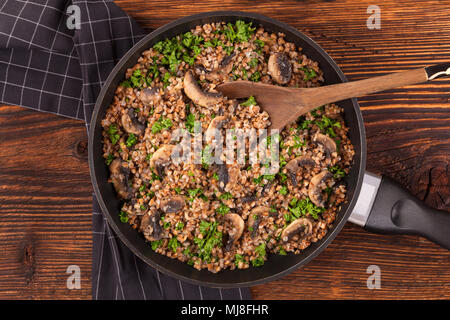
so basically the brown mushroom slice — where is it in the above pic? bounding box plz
[205,116,228,145]
[149,144,174,177]
[281,218,313,242]
[224,213,245,250]
[160,195,185,213]
[248,206,270,237]
[139,87,160,105]
[140,209,163,241]
[308,170,333,207]
[268,52,292,85]
[203,52,236,81]
[183,70,222,107]
[110,159,132,199]
[313,132,337,158]
[121,108,145,135]
[285,155,315,186]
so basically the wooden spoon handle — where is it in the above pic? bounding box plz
[302,62,450,109]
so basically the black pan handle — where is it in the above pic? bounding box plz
[350,173,450,249]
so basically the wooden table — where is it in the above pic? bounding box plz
[0,0,448,299]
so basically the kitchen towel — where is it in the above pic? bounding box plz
[0,0,251,300]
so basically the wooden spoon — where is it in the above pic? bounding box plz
[216,63,450,130]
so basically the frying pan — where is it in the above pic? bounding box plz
[88,11,450,288]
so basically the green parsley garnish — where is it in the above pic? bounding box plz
[241,95,256,107]
[289,197,324,220]
[216,203,230,215]
[251,243,266,267]
[151,239,163,250]
[234,254,245,267]
[151,117,173,134]
[105,154,114,166]
[168,237,179,253]
[329,165,346,179]
[108,124,120,145]
[219,192,233,200]
[194,221,222,262]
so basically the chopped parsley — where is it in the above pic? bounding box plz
[251,243,266,267]
[300,66,317,81]
[279,185,288,195]
[125,133,137,148]
[119,210,128,223]
[224,20,255,44]
[151,117,173,134]
[289,197,324,220]
[151,239,163,250]
[249,58,259,68]
[168,237,179,253]
[250,71,261,82]
[194,220,223,262]
[278,247,287,256]
[105,154,114,166]
[185,112,196,133]
[216,203,230,215]
[253,174,276,185]
[329,165,346,179]
[176,222,184,230]
[219,192,233,200]
[234,254,245,267]
[315,115,341,138]
[187,188,206,201]
[108,124,120,145]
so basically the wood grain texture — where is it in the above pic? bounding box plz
[0,0,449,299]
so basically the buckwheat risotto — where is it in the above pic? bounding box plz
[101,21,354,272]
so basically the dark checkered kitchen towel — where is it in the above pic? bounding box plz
[0,0,251,300]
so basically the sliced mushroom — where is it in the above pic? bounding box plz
[313,132,337,158]
[139,87,160,105]
[224,213,245,251]
[121,108,145,135]
[183,71,222,107]
[285,156,315,186]
[205,116,228,145]
[308,170,333,207]
[140,209,163,241]
[248,206,269,238]
[268,52,292,85]
[149,144,174,177]
[160,195,185,213]
[281,218,313,242]
[110,159,132,199]
[201,52,235,81]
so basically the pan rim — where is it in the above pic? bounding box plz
[88,10,367,288]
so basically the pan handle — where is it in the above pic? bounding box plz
[349,172,450,250]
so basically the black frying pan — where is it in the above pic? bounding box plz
[88,11,450,288]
